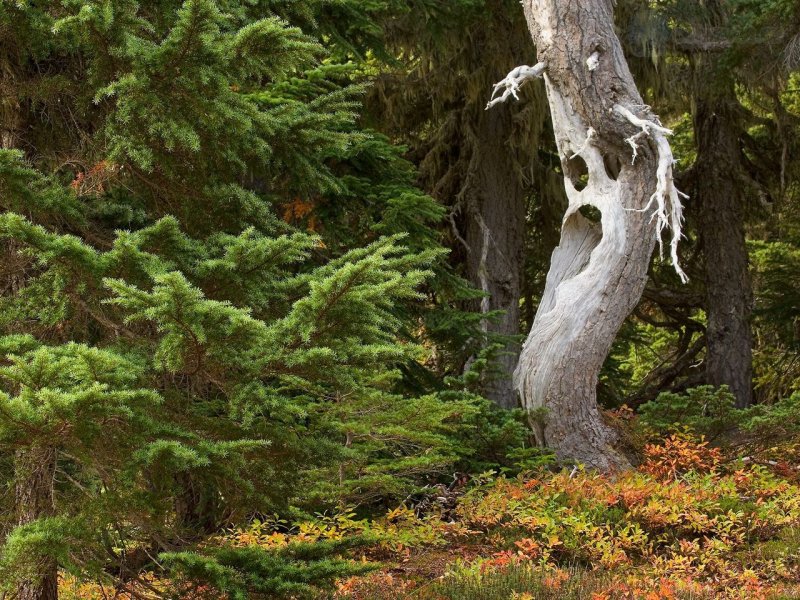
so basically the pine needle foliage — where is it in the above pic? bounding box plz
[162,537,377,598]
[0,0,477,595]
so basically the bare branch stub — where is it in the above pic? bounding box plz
[614,104,689,283]
[485,62,546,109]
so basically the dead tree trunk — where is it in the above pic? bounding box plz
[15,446,59,600]
[464,106,527,409]
[490,0,687,470]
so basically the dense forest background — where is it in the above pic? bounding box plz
[0,0,799,598]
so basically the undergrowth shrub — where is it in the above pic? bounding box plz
[641,434,722,479]
[359,434,799,599]
[60,433,800,599]
[641,387,800,440]
[639,386,742,440]
[639,387,800,474]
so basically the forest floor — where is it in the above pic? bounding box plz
[61,434,800,599]
[333,441,800,599]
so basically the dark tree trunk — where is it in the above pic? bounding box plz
[464,106,527,409]
[174,472,223,536]
[694,95,754,408]
[15,446,58,600]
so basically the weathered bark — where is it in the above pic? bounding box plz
[504,0,685,470]
[15,446,59,600]
[464,107,527,409]
[695,94,754,408]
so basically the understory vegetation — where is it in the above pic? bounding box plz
[59,394,800,599]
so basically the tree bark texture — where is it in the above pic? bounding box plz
[464,106,527,409]
[513,0,683,470]
[695,94,754,408]
[15,446,58,600]
[690,0,754,409]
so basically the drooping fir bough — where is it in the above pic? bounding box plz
[490,0,687,470]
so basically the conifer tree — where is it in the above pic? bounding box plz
[610,0,800,408]
[0,1,475,597]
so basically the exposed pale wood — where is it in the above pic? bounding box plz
[506,0,686,470]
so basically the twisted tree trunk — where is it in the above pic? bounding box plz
[492,0,686,469]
